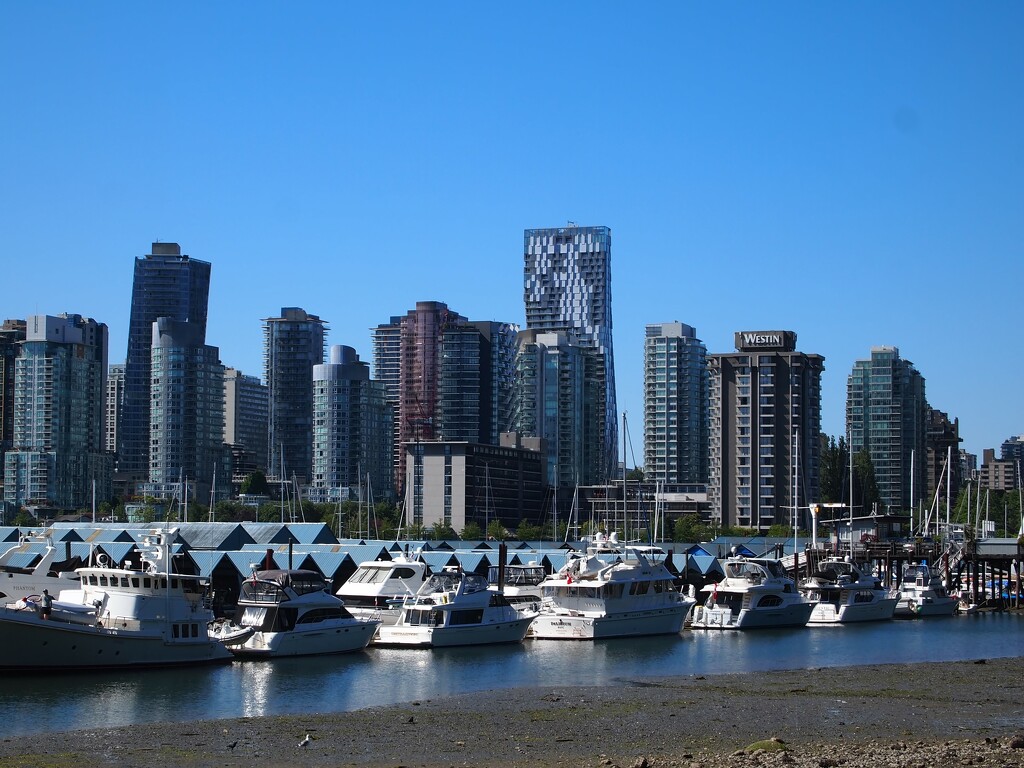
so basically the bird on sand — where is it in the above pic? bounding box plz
[299,733,312,748]
[227,741,238,751]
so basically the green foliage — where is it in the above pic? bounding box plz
[819,434,848,504]
[430,522,458,540]
[461,521,484,541]
[486,519,508,541]
[626,467,645,482]
[515,521,544,541]
[11,510,38,528]
[853,449,880,514]
[239,471,270,496]
[672,513,714,543]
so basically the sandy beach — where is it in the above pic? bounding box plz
[1,656,1022,767]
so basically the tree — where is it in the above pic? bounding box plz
[626,467,645,482]
[673,513,713,543]
[486,519,507,541]
[240,471,270,497]
[819,434,848,504]
[853,449,880,515]
[429,521,457,540]
[461,521,483,541]
[516,521,544,541]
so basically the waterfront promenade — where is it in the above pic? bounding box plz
[1,656,1021,767]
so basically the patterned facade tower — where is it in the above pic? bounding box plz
[263,307,327,485]
[523,225,617,483]
[120,243,211,483]
[847,346,927,512]
[3,314,112,510]
[709,331,824,530]
[148,317,224,505]
[643,322,709,485]
[311,345,392,504]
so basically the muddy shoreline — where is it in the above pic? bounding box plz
[1,657,1022,767]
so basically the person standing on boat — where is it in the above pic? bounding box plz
[40,589,53,620]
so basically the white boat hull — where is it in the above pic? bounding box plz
[894,596,958,618]
[690,601,814,630]
[530,605,688,640]
[0,606,232,670]
[807,596,898,624]
[375,616,533,648]
[230,619,379,658]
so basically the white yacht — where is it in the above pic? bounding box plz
[0,530,80,600]
[0,529,232,670]
[894,562,958,617]
[227,569,380,658]
[529,548,694,640]
[487,562,546,615]
[690,556,814,630]
[335,555,430,625]
[799,558,898,624]
[375,568,533,648]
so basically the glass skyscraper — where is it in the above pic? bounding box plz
[3,314,111,510]
[523,225,617,482]
[120,243,211,483]
[147,317,224,505]
[310,345,391,504]
[847,346,927,512]
[643,322,709,485]
[263,307,327,484]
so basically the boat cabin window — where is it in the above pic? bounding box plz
[604,583,624,599]
[131,577,139,587]
[756,595,783,608]
[296,607,353,624]
[629,582,650,596]
[407,608,442,627]
[392,567,419,581]
[449,609,484,626]
[170,578,178,589]
[120,577,130,587]
[143,577,152,588]
[99,575,109,586]
[854,591,875,603]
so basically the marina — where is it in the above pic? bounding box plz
[0,610,1019,739]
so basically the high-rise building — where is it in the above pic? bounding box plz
[925,408,962,507]
[147,318,224,505]
[643,322,709,485]
[1000,435,1024,468]
[513,330,601,489]
[263,307,327,484]
[0,320,26,502]
[979,448,1017,492]
[223,367,269,482]
[105,363,124,456]
[524,225,617,482]
[846,346,927,512]
[3,314,112,511]
[310,345,392,504]
[370,315,404,493]
[120,243,211,484]
[708,331,824,530]
[438,321,517,445]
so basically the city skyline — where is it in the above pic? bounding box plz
[2,5,1021,462]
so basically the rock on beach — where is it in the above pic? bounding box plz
[0,658,1022,767]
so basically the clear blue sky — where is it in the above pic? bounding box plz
[2,3,1021,464]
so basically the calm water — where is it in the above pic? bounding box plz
[2,612,1021,738]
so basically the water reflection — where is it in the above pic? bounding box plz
[0,613,1019,738]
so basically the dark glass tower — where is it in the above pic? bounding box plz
[119,243,211,482]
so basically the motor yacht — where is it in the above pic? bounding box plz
[335,554,430,625]
[0,529,80,601]
[529,548,694,640]
[894,562,958,617]
[0,529,232,670]
[227,569,380,658]
[799,558,898,624]
[690,556,814,630]
[375,568,533,648]
[487,562,546,615]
